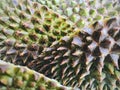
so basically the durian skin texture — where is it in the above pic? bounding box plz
[0,0,120,90]
[0,60,75,90]
[29,17,120,89]
[32,0,120,28]
[0,0,76,66]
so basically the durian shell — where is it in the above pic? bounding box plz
[0,60,76,90]
[32,0,120,28]
[29,17,120,89]
[0,0,77,66]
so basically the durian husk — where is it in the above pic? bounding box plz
[0,60,77,90]
[32,0,120,28]
[29,17,120,89]
[0,0,77,65]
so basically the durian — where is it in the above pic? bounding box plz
[29,17,120,89]
[0,60,76,90]
[32,0,120,28]
[0,0,120,89]
[0,0,75,65]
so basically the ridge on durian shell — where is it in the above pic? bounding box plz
[0,60,77,90]
[29,17,120,89]
[0,0,77,66]
[32,0,120,28]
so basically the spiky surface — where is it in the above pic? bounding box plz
[0,0,76,66]
[29,17,120,89]
[32,0,120,28]
[0,60,76,90]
